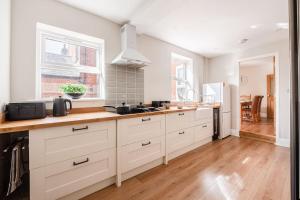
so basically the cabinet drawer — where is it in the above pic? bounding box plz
[118,115,165,145]
[194,122,213,142]
[194,108,213,120]
[167,128,194,154]
[30,121,116,169]
[30,148,116,200]
[121,136,165,173]
[194,108,213,126]
[166,111,193,132]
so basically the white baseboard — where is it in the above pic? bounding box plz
[60,177,116,200]
[122,158,164,181]
[276,138,290,147]
[231,129,240,137]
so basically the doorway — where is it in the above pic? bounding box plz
[238,56,276,143]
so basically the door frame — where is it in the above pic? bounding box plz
[266,74,275,119]
[237,53,279,144]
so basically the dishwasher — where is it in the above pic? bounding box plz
[0,132,29,200]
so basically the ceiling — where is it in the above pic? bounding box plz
[58,0,289,58]
[240,56,274,68]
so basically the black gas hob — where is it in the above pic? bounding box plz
[104,102,161,115]
[127,107,161,115]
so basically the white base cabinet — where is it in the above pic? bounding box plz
[29,108,214,199]
[121,136,165,173]
[31,148,116,200]
[166,108,213,161]
[117,115,166,186]
[29,121,117,200]
[167,128,194,154]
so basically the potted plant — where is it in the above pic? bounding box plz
[60,84,87,99]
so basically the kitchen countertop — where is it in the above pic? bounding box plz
[0,106,203,134]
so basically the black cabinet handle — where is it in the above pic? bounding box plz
[142,118,151,122]
[142,141,151,146]
[178,113,185,116]
[179,131,185,135]
[72,126,89,132]
[202,124,208,128]
[73,158,89,166]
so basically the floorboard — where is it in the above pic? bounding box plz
[240,118,275,143]
[82,137,290,200]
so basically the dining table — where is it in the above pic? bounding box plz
[240,100,252,121]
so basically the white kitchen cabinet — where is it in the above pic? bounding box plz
[118,115,165,145]
[194,108,213,126]
[30,148,116,200]
[117,114,166,186]
[166,108,213,161]
[194,122,213,142]
[166,111,193,132]
[166,128,194,154]
[120,136,165,173]
[221,112,231,138]
[29,120,117,200]
[30,121,116,169]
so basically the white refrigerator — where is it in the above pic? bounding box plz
[202,82,231,139]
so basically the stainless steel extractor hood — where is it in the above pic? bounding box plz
[112,24,151,67]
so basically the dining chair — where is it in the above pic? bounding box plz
[241,95,264,122]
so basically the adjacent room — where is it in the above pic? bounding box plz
[239,56,276,143]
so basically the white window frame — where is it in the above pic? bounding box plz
[36,23,105,100]
[171,53,194,102]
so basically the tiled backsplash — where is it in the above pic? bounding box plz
[105,65,144,106]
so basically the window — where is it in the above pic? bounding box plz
[171,53,194,101]
[36,23,105,99]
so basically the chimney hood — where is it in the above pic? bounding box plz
[112,24,151,67]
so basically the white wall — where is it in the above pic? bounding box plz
[138,35,205,103]
[207,39,290,145]
[11,0,205,104]
[11,0,121,102]
[0,0,11,110]
[240,61,274,116]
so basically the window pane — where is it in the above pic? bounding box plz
[44,38,79,66]
[80,46,97,67]
[171,53,193,101]
[44,38,98,68]
[176,65,185,80]
[41,69,100,98]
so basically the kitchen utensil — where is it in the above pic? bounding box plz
[104,102,130,115]
[53,96,72,117]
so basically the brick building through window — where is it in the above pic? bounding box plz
[37,23,104,99]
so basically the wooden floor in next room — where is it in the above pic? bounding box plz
[82,137,290,200]
[240,118,275,143]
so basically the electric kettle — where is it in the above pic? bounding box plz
[53,96,72,117]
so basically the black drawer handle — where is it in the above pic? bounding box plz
[73,158,89,166]
[178,113,185,116]
[72,126,89,132]
[142,118,151,122]
[202,125,208,128]
[179,131,185,135]
[142,141,151,146]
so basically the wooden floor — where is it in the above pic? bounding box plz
[240,118,275,143]
[82,137,290,200]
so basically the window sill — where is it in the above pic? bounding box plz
[34,98,105,103]
[32,98,105,109]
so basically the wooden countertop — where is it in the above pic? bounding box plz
[0,112,120,134]
[0,106,202,134]
[117,107,197,120]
